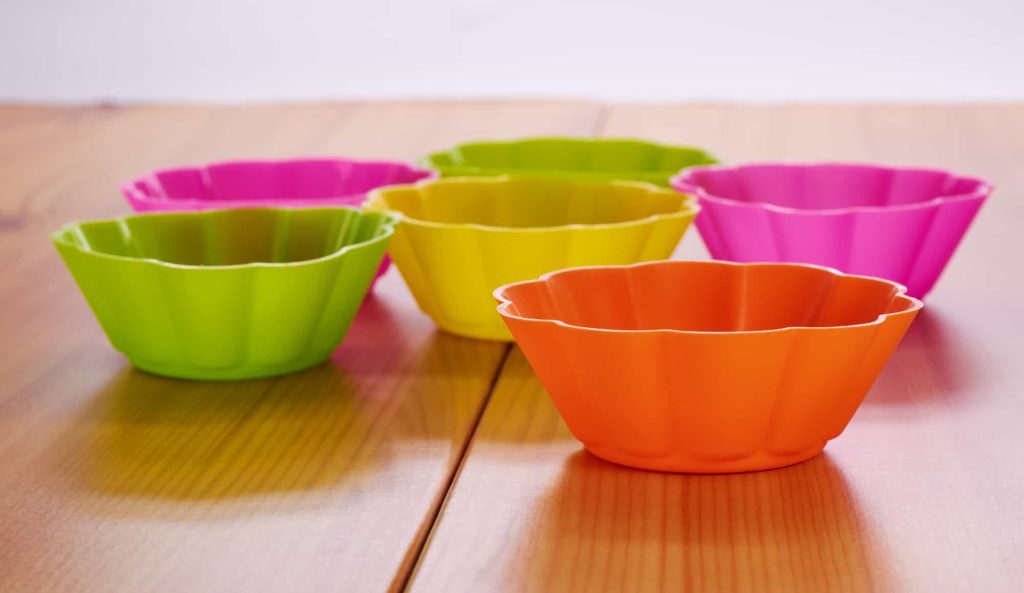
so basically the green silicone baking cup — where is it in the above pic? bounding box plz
[53,207,398,380]
[421,137,718,186]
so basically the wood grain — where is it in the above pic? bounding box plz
[0,101,600,592]
[3,102,1022,593]
[408,104,1024,593]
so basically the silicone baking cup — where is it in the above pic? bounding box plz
[672,163,992,298]
[422,137,717,186]
[53,207,398,380]
[366,176,699,340]
[496,261,922,473]
[122,158,433,284]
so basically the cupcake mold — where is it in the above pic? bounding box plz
[496,260,922,473]
[53,207,398,380]
[672,163,992,298]
[122,158,434,285]
[366,176,699,340]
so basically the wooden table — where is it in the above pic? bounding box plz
[1,102,1021,593]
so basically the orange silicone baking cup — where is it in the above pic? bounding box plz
[495,260,922,473]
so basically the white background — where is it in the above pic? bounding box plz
[1,0,1020,102]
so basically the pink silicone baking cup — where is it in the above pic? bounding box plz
[672,163,993,298]
[122,158,436,285]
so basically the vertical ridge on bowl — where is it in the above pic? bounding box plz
[496,261,922,473]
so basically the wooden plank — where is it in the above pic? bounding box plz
[408,104,1024,593]
[0,101,602,593]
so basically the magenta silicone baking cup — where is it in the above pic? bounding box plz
[672,163,992,298]
[122,158,436,285]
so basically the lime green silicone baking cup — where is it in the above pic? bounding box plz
[421,137,718,186]
[53,207,398,380]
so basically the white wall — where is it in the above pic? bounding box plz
[1,0,1021,102]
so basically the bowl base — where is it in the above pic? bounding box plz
[127,353,331,381]
[583,443,825,474]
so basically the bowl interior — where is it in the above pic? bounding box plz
[501,263,918,332]
[427,138,716,175]
[131,159,432,202]
[684,164,985,210]
[370,178,692,229]
[55,208,393,267]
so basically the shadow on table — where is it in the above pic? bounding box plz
[61,292,506,506]
[512,451,895,593]
[336,289,508,385]
[64,362,381,504]
[864,306,983,406]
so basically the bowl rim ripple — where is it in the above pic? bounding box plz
[52,206,400,271]
[365,175,700,234]
[422,136,719,174]
[495,260,923,336]
[122,156,437,204]
[671,161,994,215]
